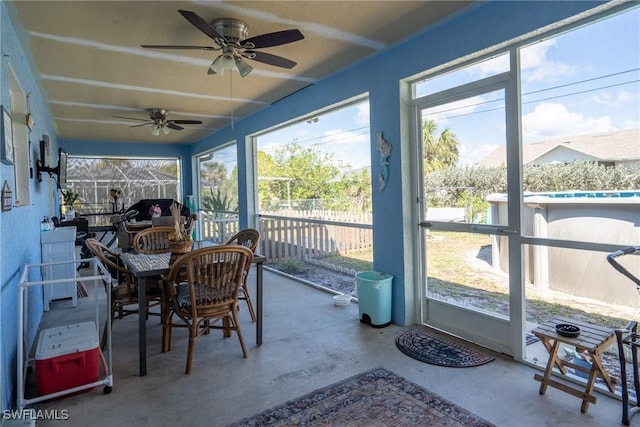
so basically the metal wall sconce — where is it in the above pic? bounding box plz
[36,135,57,183]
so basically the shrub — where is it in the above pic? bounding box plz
[426,162,640,210]
[276,258,307,275]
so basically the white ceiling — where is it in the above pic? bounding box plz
[10,1,473,145]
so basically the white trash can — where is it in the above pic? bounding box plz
[355,271,393,328]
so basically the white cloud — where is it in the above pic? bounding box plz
[355,103,370,125]
[520,39,579,83]
[588,92,614,106]
[523,102,613,140]
[422,95,486,124]
[319,129,371,169]
[459,140,499,166]
[467,54,509,78]
[618,90,637,104]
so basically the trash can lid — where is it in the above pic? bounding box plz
[355,271,393,281]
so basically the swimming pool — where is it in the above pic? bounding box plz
[524,190,640,199]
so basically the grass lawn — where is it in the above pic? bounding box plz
[321,231,629,329]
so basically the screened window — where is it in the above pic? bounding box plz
[253,98,374,271]
[66,157,181,221]
[196,144,239,243]
[255,99,372,215]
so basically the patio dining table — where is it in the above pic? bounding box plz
[120,241,265,376]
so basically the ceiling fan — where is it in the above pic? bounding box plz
[141,10,304,77]
[113,109,203,135]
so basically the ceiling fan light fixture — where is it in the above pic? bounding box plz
[162,126,171,135]
[210,53,236,75]
[150,124,160,136]
[142,11,304,77]
[235,57,253,77]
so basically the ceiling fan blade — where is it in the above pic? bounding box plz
[130,123,152,128]
[141,44,217,51]
[178,10,226,42]
[207,68,217,75]
[171,120,203,125]
[241,29,304,49]
[166,123,184,131]
[245,51,297,69]
[112,115,150,122]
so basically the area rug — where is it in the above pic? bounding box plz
[396,327,494,368]
[226,367,495,426]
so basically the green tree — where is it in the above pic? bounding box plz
[200,160,238,212]
[336,167,372,212]
[257,142,372,211]
[257,150,279,204]
[278,143,340,200]
[422,119,459,173]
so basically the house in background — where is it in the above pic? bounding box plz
[482,128,640,167]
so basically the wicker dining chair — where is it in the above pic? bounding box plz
[130,225,180,330]
[87,237,162,311]
[132,226,174,254]
[85,238,150,346]
[224,228,260,322]
[162,245,253,374]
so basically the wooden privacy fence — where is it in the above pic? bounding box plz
[263,209,372,224]
[199,210,239,243]
[257,214,373,263]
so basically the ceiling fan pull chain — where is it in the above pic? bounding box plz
[230,72,235,130]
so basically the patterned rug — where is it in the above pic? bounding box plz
[396,327,495,368]
[226,367,495,426]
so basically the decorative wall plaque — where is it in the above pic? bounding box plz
[2,180,12,211]
[376,132,392,191]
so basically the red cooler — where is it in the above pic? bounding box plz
[35,322,100,395]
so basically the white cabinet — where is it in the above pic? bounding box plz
[41,227,77,311]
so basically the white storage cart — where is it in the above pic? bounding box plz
[17,257,113,410]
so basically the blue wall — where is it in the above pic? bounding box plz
[1,1,61,410]
[1,0,608,410]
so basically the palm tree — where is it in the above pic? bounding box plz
[422,119,459,173]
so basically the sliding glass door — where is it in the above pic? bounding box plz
[416,65,522,355]
[413,3,639,360]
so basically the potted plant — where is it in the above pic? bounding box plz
[61,190,79,220]
[148,204,162,218]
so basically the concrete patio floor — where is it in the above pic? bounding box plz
[28,268,625,427]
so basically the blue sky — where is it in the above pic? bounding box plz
[424,7,640,165]
[256,101,371,170]
[256,7,639,169]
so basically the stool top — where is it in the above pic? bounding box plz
[532,317,615,350]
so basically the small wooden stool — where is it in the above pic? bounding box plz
[532,317,617,413]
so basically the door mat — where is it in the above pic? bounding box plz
[226,367,495,426]
[526,334,540,345]
[396,327,494,368]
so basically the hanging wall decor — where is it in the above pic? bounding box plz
[1,106,14,165]
[2,180,12,211]
[25,93,35,132]
[376,132,392,191]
